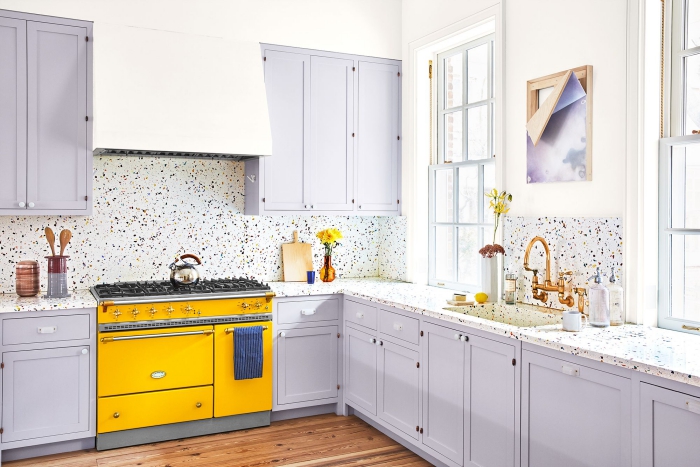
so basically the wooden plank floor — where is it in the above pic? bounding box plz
[5,415,433,467]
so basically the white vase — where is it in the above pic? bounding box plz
[482,255,502,302]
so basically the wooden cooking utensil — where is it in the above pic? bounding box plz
[59,229,72,256]
[282,230,313,282]
[44,227,56,256]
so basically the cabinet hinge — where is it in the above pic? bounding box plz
[85,116,88,122]
[85,195,89,201]
[420,330,423,337]
[337,384,340,390]
[337,333,340,338]
[85,36,88,42]
[512,358,516,366]
[416,362,420,368]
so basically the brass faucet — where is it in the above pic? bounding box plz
[523,236,577,308]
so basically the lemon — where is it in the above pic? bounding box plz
[474,292,489,304]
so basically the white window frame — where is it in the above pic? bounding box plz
[658,135,700,333]
[428,35,496,291]
[670,0,700,135]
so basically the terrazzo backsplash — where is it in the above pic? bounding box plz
[0,157,407,293]
[503,217,623,309]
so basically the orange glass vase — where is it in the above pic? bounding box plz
[320,255,336,282]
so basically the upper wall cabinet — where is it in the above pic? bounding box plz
[245,45,400,216]
[0,10,92,216]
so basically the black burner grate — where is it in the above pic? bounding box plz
[92,278,271,299]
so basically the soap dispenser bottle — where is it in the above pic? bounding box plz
[587,267,610,327]
[607,267,624,326]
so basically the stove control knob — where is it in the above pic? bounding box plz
[183,304,193,315]
[113,309,122,320]
[131,307,140,318]
[254,301,262,308]
[166,306,174,316]
[241,302,250,309]
[148,307,158,317]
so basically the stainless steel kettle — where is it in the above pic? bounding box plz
[169,254,202,287]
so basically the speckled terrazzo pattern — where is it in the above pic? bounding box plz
[0,289,96,312]
[503,217,623,309]
[270,278,700,388]
[378,216,407,281]
[0,157,407,292]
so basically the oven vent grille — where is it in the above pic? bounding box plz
[99,313,272,333]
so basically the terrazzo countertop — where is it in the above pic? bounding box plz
[270,278,700,388]
[0,289,97,313]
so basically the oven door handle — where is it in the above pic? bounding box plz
[100,329,214,343]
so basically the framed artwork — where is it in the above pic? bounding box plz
[526,65,593,183]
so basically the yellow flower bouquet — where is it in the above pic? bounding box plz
[316,228,343,282]
[479,189,513,258]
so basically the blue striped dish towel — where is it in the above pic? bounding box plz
[234,326,264,380]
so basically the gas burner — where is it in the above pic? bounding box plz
[92,278,270,300]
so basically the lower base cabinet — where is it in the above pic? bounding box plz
[276,326,338,405]
[640,382,700,467]
[521,350,631,467]
[2,346,90,443]
[345,326,378,415]
[377,339,420,440]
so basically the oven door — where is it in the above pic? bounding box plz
[214,321,273,417]
[98,325,214,397]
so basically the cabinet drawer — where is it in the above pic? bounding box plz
[379,308,420,345]
[98,385,213,434]
[278,298,339,324]
[98,326,213,397]
[344,299,377,330]
[3,314,90,345]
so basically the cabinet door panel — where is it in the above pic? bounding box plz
[378,339,420,440]
[422,322,465,465]
[640,382,700,467]
[0,17,27,210]
[277,326,338,405]
[356,61,399,212]
[2,346,90,442]
[309,56,353,211]
[263,50,309,211]
[345,325,377,415]
[522,350,631,467]
[26,21,88,211]
[466,335,516,467]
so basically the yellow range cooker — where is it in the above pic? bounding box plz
[91,279,274,451]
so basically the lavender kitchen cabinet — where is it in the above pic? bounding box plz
[0,11,92,216]
[640,382,700,467]
[521,349,631,467]
[0,16,27,211]
[421,322,465,465]
[2,346,90,443]
[345,325,378,415]
[356,61,400,213]
[276,326,338,405]
[377,339,420,440]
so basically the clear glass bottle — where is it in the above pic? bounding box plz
[607,267,624,326]
[504,273,516,305]
[587,267,610,327]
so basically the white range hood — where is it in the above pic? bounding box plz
[93,24,271,159]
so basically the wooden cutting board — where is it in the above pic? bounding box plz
[282,230,313,282]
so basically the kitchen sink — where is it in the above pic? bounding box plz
[443,303,562,328]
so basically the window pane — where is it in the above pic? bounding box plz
[467,105,488,160]
[483,163,496,224]
[435,226,455,282]
[688,0,700,49]
[444,53,463,108]
[457,226,482,286]
[444,111,463,162]
[435,169,454,223]
[684,53,700,135]
[671,144,700,228]
[671,234,700,322]
[467,43,488,104]
[458,165,478,223]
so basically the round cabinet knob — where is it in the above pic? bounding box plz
[370,338,376,344]
[18,202,25,208]
[113,412,120,419]
[279,331,286,337]
[310,205,314,209]
[460,335,469,342]
[196,402,202,408]
[454,333,461,340]
[356,312,364,319]
[305,205,309,209]
[81,348,88,355]
[358,205,362,209]
[28,202,34,208]
[379,341,383,346]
